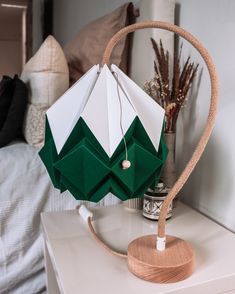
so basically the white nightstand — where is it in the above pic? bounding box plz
[41,203,235,294]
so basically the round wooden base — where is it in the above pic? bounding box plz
[127,235,195,283]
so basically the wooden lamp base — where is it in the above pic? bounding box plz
[127,235,195,283]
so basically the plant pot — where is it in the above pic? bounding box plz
[161,132,179,207]
[142,184,172,220]
[161,132,177,188]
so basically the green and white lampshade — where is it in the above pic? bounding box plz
[39,64,168,203]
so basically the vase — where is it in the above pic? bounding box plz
[142,183,172,220]
[161,132,177,188]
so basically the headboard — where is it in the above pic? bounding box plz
[130,0,175,87]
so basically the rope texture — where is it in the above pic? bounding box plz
[88,217,127,258]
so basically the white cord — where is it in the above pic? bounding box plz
[112,71,128,162]
[156,236,166,251]
[78,205,93,223]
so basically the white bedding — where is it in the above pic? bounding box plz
[0,142,119,293]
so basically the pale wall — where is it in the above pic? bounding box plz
[175,0,235,232]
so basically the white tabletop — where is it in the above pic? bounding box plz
[41,203,235,294]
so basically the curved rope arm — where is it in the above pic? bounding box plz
[77,205,127,258]
[102,21,219,241]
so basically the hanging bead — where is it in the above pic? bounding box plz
[122,160,131,170]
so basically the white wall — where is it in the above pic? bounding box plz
[175,0,235,232]
[130,0,175,86]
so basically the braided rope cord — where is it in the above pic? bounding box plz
[88,217,127,258]
[102,21,219,239]
[80,21,218,257]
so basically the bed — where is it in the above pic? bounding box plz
[0,142,120,293]
[0,1,175,293]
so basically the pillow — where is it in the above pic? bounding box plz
[0,75,28,148]
[21,35,69,148]
[0,76,15,128]
[64,2,135,85]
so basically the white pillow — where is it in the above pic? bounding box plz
[21,35,69,148]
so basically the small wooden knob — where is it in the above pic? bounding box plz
[122,160,131,169]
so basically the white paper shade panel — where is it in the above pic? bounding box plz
[46,65,100,154]
[81,65,136,157]
[46,64,165,157]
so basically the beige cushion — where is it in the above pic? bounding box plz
[64,3,134,85]
[21,35,69,148]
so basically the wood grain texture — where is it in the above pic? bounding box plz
[128,235,195,283]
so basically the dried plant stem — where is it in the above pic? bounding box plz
[144,39,199,133]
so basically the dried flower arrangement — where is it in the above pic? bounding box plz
[144,38,199,133]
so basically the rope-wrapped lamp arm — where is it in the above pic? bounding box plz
[102,21,219,245]
[75,22,218,282]
[78,21,218,257]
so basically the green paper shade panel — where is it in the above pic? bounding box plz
[39,64,168,202]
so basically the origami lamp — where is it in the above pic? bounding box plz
[39,63,168,202]
[40,21,218,283]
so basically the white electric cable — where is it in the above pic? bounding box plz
[112,71,128,162]
[78,205,93,223]
[156,236,166,251]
